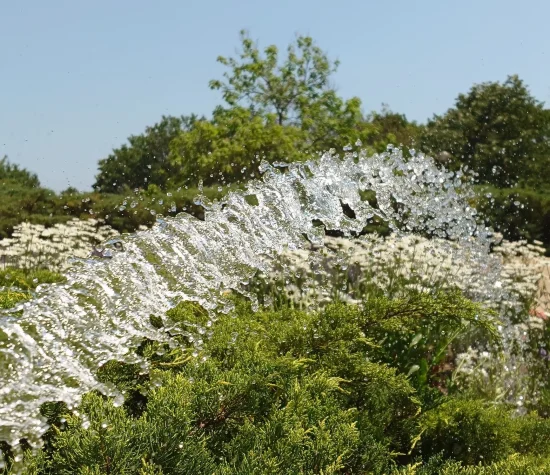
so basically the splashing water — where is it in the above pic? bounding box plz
[0,147,501,449]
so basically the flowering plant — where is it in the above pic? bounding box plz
[0,218,120,271]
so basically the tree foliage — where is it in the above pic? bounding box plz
[209,30,340,127]
[0,156,40,188]
[420,75,550,187]
[93,115,201,193]
[91,32,422,192]
[209,31,375,155]
[474,186,550,255]
[168,107,306,186]
[365,106,422,153]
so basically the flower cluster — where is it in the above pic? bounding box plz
[273,233,549,318]
[493,237,550,320]
[0,219,120,271]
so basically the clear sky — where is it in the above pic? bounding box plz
[1,0,549,191]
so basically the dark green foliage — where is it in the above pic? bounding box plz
[420,75,550,188]
[0,156,40,188]
[417,398,519,465]
[412,399,550,472]
[397,454,550,474]
[474,186,550,255]
[0,179,66,239]
[0,183,229,240]
[84,185,231,233]
[93,116,202,193]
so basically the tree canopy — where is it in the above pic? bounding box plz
[168,107,305,186]
[420,75,550,187]
[209,31,376,154]
[0,156,41,188]
[93,115,201,193]
[37,32,550,251]
[95,32,386,191]
[209,30,340,127]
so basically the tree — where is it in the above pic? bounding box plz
[93,115,201,193]
[210,30,339,126]
[299,93,376,152]
[364,105,421,153]
[168,107,305,186]
[0,156,40,188]
[420,75,550,187]
[209,31,370,153]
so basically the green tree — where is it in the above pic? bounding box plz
[300,93,378,152]
[364,105,421,153]
[209,30,339,126]
[168,106,305,186]
[420,75,550,187]
[93,115,201,193]
[209,30,372,153]
[0,156,40,188]
[0,160,63,239]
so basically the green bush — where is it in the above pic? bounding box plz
[0,269,65,291]
[0,183,233,241]
[396,454,550,474]
[8,288,547,474]
[0,269,65,309]
[414,399,550,469]
[0,289,29,309]
[417,398,519,465]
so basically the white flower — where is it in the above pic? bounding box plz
[0,219,119,271]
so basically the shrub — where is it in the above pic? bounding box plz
[415,398,550,468]
[396,454,550,474]
[0,289,29,309]
[0,268,64,309]
[416,398,519,465]
[0,269,65,291]
[2,289,521,474]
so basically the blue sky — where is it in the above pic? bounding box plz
[1,0,549,191]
